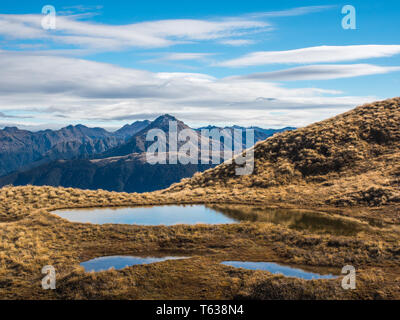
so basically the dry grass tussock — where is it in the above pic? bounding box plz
[167,97,400,210]
[1,98,400,299]
[0,184,399,299]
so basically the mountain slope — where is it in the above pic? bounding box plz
[100,114,210,158]
[0,125,124,176]
[113,120,151,140]
[195,125,296,148]
[0,155,212,193]
[0,115,217,192]
[167,97,400,207]
[0,114,295,192]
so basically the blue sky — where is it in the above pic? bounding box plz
[0,0,399,130]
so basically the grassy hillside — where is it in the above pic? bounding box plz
[1,98,400,300]
[167,97,400,210]
[1,185,399,299]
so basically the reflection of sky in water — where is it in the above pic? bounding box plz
[53,205,362,236]
[53,205,238,225]
[222,261,336,280]
[81,256,186,272]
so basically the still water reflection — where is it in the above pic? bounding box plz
[53,204,365,235]
[81,256,186,272]
[221,261,336,280]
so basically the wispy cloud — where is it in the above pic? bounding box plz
[219,39,255,46]
[0,111,29,119]
[248,5,337,18]
[0,52,378,127]
[164,53,213,61]
[217,45,400,67]
[60,5,104,13]
[0,111,12,118]
[229,64,400,81]
[57,5,104,19]
[151,52,216,63]
[0,5,333,54]
[0,13,271,52]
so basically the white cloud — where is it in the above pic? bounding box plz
[157,73,216,82]
[0,52,380,127]
[248,5,336,18]
[229,64,400,81]
[217,45,400,67]
[0,6,392,128]
[156,52,215,62]
[219,39,255,46]
[164,53,212,61]
[142,52,216,66]
[0,13,270,51]
[0,5,333,54]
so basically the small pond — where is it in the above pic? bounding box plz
[81,256,186,272]
[53,204,365,235]
[221,261,336,280]
[53,205,239,225]
[210,205,366,235]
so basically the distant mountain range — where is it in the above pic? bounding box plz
[0,121,149,176]
[195,125,296,149]
[98,114,210,158]
[0,115,295,192]
[113,120,151,140]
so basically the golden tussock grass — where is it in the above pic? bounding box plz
[1,98,400,299]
